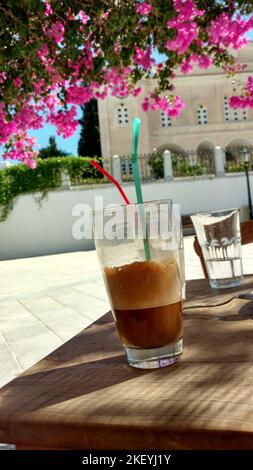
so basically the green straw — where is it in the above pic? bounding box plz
[131,117,151,261]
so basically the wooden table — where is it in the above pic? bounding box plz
[1,277,253,450]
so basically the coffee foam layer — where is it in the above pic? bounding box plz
[104,258,181,310]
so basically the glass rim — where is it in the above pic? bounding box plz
[91,198,173,216]
[191,207,239,218]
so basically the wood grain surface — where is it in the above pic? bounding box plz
[1,277,253,450]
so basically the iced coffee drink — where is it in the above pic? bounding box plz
[104,258,183,350]
[93,199,184,368]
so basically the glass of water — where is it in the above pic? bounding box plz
[191,208,243,289]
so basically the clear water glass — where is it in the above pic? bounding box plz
[191,208,243,289]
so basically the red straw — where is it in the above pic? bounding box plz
[90,159,131,205]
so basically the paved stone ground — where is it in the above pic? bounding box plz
[0,250,110,389]
[0,237,253,449]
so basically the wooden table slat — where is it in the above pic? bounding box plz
[0,277,253,449]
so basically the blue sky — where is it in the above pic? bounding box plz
[30,107,82,156]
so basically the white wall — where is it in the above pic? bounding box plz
[0,173,252,260]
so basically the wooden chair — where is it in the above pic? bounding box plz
[193,220,253,278]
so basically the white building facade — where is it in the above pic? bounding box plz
[98,43,253,158]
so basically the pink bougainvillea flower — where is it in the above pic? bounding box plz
[78,11,90,25]
[133,46,155,71]
[67,85,94,105]
[48,106,79,138]
[13,77,23,88]
[136,2,152,16]
[230,76,253,109]
[1,0,253,166]
[142,93,185,118]
[209,13,253,50]
[46,21,65,44]
[44,2,53,17]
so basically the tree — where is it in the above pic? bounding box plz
[0,1,253,167]
[78,99,101,158]
[38,136,68,159]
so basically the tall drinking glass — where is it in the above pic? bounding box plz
[93,200,184,369]
[191,208,243,289]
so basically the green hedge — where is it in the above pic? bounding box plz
[226,162,252,173]
[0,156,106,221]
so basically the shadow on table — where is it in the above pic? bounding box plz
[0,312,153,414]
[186,277,253,306]
[219,300,253,321]
[1,301,253,421]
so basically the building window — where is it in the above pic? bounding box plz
[197,105,208,125]
[160,111,172,128]
[223,96,247,122]
[121,160,133,176]
[117,103,129,126]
